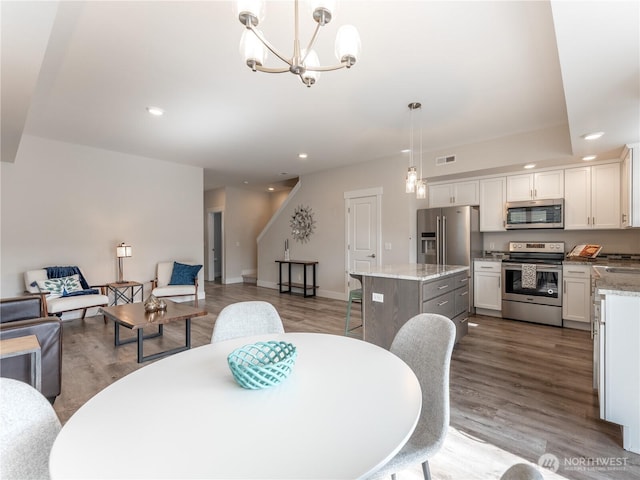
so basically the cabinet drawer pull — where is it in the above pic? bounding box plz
[480,266,493,269]
[568,270,586,274]
[460,317,468,323]
[437,300,449,306]
[438,284,449,290]
[460,291,468,296]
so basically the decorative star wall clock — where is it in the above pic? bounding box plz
[290,205,316,243]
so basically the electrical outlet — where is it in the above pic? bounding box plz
[490,242,495,250]
[372,293,384,303]
[385,242,392,250]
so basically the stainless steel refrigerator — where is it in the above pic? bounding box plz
[417,205,483,311]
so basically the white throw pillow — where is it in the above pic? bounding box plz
[36,274,83,298]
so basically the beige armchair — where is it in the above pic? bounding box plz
[151,261,201,305]
[24,267,108,320]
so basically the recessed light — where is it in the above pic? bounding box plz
[243,180,249,184]
[280,172,288,176]
[146,106,164,116]
[401,149,411,153]
[524,164,536,169]
[582,155,597,161]
[582,132,604,140]
[298,153,308,159]
[267,187,275,191]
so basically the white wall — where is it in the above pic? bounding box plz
[257,156,416,299]
[204,186,291,284]
[1,135,204,299]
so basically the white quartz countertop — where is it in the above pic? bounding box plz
[351,264,469,281]
[592,266,640,297]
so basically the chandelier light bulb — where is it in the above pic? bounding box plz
[416,180,427,199]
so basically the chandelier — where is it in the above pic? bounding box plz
[236,0,361,87]
[405,102,426,199]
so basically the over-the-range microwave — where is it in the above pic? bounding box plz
[505,199,564,229]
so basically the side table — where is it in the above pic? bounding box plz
[0,334,42,391]
[107,281,144,305]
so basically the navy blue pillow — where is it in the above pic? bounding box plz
[169,262,202,286]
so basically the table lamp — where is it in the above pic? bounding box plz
[116,242,132,283]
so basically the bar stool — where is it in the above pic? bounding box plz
[345,274,363,336]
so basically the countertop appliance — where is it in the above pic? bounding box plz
[505,198,564,229]
[417,206,483,313]
[501,241,565,326]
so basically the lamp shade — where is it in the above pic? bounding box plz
[301,49,321,85]
[240,29,267,68]
[236,0,265,25]
[116,243,132,258]
[335,25,361,65]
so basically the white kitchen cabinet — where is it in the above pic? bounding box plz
[621,143,640,228]
[564,163,620,230]
[562,264,591,325]
[479,177,506,232]
[428,180,479,207]
[474,261,501,314]
[506,170,564,201]
[599,294,640,454]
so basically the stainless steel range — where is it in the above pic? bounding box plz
[502,241,565,326]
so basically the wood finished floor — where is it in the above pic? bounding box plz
[53,282,639,480]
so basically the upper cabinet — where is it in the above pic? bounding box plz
[564,163,621,230]
[621,143,640,228]
[428,180,479,208]
[479,177,506,232]
[506,170,564,202]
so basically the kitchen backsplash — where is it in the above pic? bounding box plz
[483,229,640,255]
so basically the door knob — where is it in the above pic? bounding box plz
[367,254,376,258]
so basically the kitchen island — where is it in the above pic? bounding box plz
[351,264,470,349]
[592,265,640,454]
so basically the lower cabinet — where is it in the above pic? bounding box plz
[362,270,469,349]
[562,264,591,327]
[422,272,469,344]
[474,260,502,315]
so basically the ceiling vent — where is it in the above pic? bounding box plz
[435,154,456,166]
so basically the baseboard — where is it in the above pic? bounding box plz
[256,280,347,301]
[224,277,244,284]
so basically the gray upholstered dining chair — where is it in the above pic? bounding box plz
[500,463,544,480]
[211,301,285,343]
[0,377,62,480]
[368,313,456,480]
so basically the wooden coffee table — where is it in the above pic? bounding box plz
[100,300,207,363]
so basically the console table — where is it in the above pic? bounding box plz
[275,260,318,297]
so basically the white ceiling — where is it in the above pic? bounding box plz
[2,1,639,191]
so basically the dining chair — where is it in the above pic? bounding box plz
[0,377,61,480]
[500,463,544,480]
[211,301,285,343]
[368,313,456,480]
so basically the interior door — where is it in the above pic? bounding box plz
[347,194,380,288]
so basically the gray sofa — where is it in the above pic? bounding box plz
[0,296,62,403]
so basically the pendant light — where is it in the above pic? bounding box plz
[405,102,421,193]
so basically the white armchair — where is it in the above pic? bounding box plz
[151,261,201,305]
[24,267,108,320]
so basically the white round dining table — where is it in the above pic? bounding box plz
[49,332,421,479]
